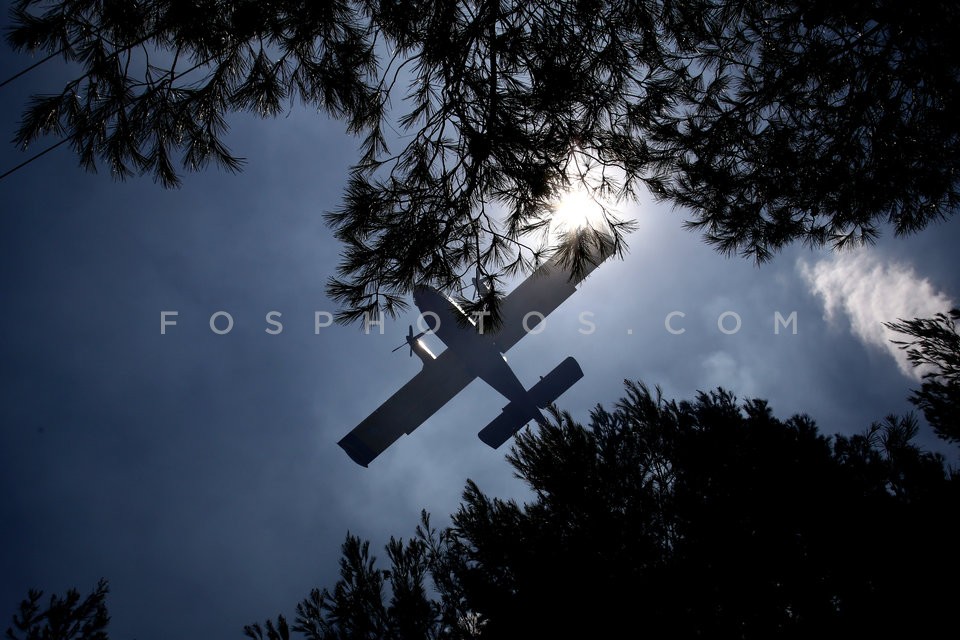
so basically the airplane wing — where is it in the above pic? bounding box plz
[491,237,614,352]
[338,349,475,466]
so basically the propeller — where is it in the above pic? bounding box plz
[391,324,427,357]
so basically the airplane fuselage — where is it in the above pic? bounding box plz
[413,285,539,417]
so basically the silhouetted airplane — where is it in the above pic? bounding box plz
[338,236,614,466]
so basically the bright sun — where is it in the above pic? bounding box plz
[550,188,608,237]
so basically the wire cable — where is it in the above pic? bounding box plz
[0,49,63,90]
[0,138,70,182]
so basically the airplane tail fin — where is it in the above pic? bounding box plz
[478,357,584,449]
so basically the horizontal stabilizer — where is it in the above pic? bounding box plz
[526,356,584,408]
[478,357,584,449]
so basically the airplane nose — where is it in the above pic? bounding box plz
[413,285,429,305]
[412,285,442,332]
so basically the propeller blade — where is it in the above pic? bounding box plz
[392,325,428,356]
[471,266,482,299]
[472,266,492,299]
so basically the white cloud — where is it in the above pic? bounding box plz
[798,249,955,380]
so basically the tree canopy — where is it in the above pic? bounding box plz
[246,382,959,639]
[6,0,959,321]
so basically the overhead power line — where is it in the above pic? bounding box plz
[0,49,63,89]
[0,138,70,182]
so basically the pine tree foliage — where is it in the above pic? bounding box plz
[243,513,478,640]
[886,308,960,443]
[7,1,960,321]
[250,381,959,638]
[4,579,110,640]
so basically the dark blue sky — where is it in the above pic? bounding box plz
[2,26,959,640]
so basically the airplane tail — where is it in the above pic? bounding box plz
[478,357,584,449]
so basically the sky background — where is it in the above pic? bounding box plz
[2,23,959,640]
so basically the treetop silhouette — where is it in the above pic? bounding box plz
[244,381,958,639]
